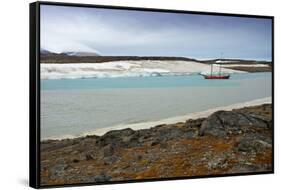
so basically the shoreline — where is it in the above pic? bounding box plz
[42,96,271,141]
[41,103,272,185]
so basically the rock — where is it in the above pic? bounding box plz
[103,144,115,157]
[185,118,204,128]
[85,153,93,161]
[98,128,135,147]
[236,133,272,154]
[185,128,199,138]
[229,163,272,173]
[137,154,142,160]
[199,110,270,138]
[151,141,160,146]
[49,164,68,179]
[122,133,141,147]
[104,155,120,165]
[103,128,135,139]
[93,172,112,182]
[207,157,228,170]
[70,150,79,155]
[154,126,192,142]
[160,142,168,149]
[73,159,80,163]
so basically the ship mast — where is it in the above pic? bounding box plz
[219,52,223,76]
[219,63,221,76]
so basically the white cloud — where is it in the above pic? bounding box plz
[40,5,271,60]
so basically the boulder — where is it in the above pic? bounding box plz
[185,118,205,128]
[98,128,135,147]
[93,172,112,182]
[236,133,272,154]
[103,144,115,157]
[49,164,68,180]
[85,153,93,161]
[199,110,270,138]
[103,155,121,165]
[207,157,228,170]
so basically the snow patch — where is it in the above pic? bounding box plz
[41,60,245,80]
[215,60,239,63]
[217,64,269,68]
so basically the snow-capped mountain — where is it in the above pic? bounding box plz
[40,49,100,57]
[63,51,100,57]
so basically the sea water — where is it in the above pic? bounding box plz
[41,72,272,139]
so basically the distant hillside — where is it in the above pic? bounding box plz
[40,50,199,63]
[40,49,101,62]
[39,49,272,73]
[200,58,271,65]
[199,59,272,72]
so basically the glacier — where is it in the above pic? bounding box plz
[40,60,245,80]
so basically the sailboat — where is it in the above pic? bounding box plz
[202,53,230,79]
[202,63,230,79]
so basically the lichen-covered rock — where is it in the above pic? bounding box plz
[236,133,272,154]
[199,109,270,138]
[103,144,115,157]
[40,104,272,186]
[93,172,112,182]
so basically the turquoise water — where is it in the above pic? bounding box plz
[41,72,272,139]
[41,72,270,91]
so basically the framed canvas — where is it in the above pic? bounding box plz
[29,1,274,188]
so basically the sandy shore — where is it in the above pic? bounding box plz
[45,96,271,140]
[81,97,271,136]
[41,103,272,185]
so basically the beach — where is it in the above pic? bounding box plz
[78,96,272,136]
[44,97,271,139]
[41,103,273,185]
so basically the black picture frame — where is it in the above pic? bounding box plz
[30,1,274,189]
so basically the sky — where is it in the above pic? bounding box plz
[40,5,272,61]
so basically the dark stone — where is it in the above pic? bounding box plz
[94,172,112,182]
[137,154,142,160]
[49,164,68,179]
[103,128,135,139]
[236,133,272,154]
[229,163,272,173]
[103,144,114,157]
[199,110,270,138]
[73,159,80,163]
[151,141,160,146]
[98,128,135,147]
[185,118,204,128]
[85,153,93,161]
[207,157,228,170]
[121,133,140,147]
[155,127,185,141]
[160,142,168,149]
[104,155,120,165]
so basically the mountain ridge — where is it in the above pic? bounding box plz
[40,49,271,67]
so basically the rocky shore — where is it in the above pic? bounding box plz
[41,104,272,186]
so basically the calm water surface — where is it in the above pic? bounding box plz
[41,72,272,139]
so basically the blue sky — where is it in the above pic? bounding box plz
[41,5,272,61]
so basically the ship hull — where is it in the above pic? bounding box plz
[203,75,230,79]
